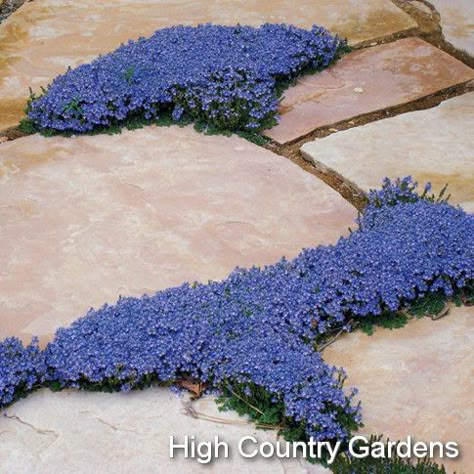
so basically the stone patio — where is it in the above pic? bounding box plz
[301,92,474,209]
[0,1,473,473]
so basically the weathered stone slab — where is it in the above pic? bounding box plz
[301,92,474,208]
[324,305,474,474]
[0,389,330,473]
[430,0,474,57]
[0,126,356,343]
[0,0,417,130]
[265,38,474,144]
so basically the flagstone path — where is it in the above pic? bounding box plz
[0,0,416,130]
[0,1,473,473]
[301,92,474,209]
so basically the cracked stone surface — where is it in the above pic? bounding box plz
[324,305,474,474]
[0,0,417,130]
[301,92,474,209]
[429,0,474,57]
[264,37,474,144]
[0,125,356,343]
[0,389,330,473]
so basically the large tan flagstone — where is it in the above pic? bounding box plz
[265,38,474,144]
[324,305,474,474]
[0,125,356,343]
[0,389,330,473]
[0,0,417,130]
[301,92,474,208]
[430,0,474,57]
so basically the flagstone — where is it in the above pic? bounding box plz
[0,0,417,130]
[0,125,356,343]
[430,0,474,57]
[0,389,330,474]
[265,37,474,144]
[301,92,474,208]
[323,305,474,474]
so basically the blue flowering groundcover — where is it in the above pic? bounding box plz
[1,178,473,446]
[24,23,344,134]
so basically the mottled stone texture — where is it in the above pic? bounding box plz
[430,0,474,57]
[301,93,474,208]
[0,0,417,129]
[0,126,356,342]
[324,305,474,474]
[0,389,330,474]
[265,38,474,144]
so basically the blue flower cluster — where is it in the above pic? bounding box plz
[1,179,472,442]
[0,337,45,407]
[26,24,342,132]
[44,288,359,440]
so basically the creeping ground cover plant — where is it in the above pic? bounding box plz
[22,23,345,135]
[1,179,473,460]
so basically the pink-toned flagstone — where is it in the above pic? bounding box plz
[324,305,474,474]
[0,0,417,130]
[265,37,474,144]
[0,126,356,343]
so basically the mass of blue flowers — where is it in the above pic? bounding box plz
[26,23,342,133]
[0,338,45,407]
[1,179,473,443]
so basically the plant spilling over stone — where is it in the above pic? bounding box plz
[0,337,45,407]
[23,23,343,134]
[1,179,473,448]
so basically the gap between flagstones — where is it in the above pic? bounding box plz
[391,0,474,69]
[259,0,474,209]
[1,0,473,215]
[0,0,28,24]
[264,79,474,211]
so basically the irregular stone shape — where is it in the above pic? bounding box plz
[301,92,474,208]
[324,305,474,474]
[0,389,330,473]
[0,126,356,343]
[430,0,474,57]
[0,0,417,130]
[265,38,474,144]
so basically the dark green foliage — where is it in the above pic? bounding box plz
[408,292,447,318]
[216,382,285,428]
[18,107,271,146]
[359,311,409,336]
[216,373,361,465]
